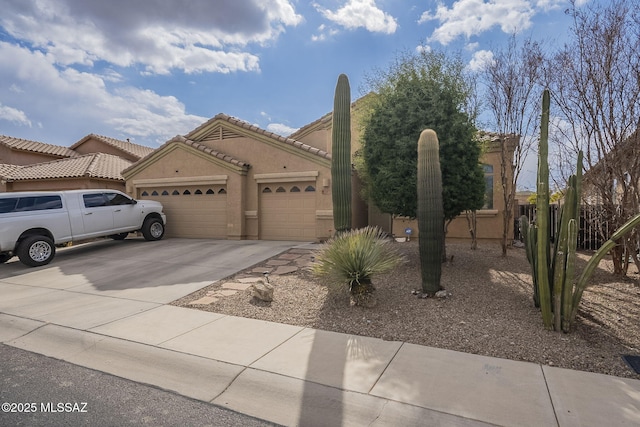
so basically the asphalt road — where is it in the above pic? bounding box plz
[0,344,279,427]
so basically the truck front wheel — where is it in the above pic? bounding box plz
[142,218,165,241]
[17,235,56,267]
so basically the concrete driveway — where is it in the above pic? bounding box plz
[0,237,303,304]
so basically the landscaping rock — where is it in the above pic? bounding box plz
[435,290,448,298]
[188,296,218,305]
[221,282,252,291]
[272,265,298,275]
[251,280,274,302]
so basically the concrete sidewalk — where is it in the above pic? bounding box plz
[0,239,639,426]
[2,308,639,426]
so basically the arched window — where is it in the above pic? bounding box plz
[172,190,180,195]
[195,189,203,195]
[152,190,159,196]
[161,190,169,196]
[183,189,191,195]
[206,189,215,195]
[262,187,272,193]
[290,186,300,192]
[483,164,494,209]
[276,186,286,193]
[218,188,227,194]
[141,191,149,196]
[304,185,315,192]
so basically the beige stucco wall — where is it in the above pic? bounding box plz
[125,136,336,241]
[294,124,331,153]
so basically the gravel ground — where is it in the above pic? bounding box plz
[172,241,640,380]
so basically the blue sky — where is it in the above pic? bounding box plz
[0,0,593,188]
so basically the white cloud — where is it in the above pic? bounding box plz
[0,0,301,75]
[312,24,340,42]
[466,42,480,51]
[420,0,548,45]
[468,49,494,71]
[0,42,206,145]
[267,122,299,137]
[0,103,32,127]
[316,0,398,34]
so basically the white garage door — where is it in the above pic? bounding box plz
[140,186,227,238]
[260,183,316,241]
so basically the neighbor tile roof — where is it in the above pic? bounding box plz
[187,113,331,160]
[0,135,78,158]
[70,134,155,160]
[0,163,21,178]
[4,153,131,181]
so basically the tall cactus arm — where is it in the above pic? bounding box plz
[537,89,553,330]
[562,219,578,332]
[552,184,576,331]
[570,212,640,324]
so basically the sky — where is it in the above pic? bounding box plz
[0,0,594,189]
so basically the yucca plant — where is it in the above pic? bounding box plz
[311,226,405,306]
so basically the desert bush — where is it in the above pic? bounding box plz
[311,226,405,306]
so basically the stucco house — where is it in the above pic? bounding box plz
[122,114,365,241]
[0,134,154,192]
[122,97,515,243]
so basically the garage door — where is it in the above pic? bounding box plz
[260,183,316,241]
[140,186,227,238]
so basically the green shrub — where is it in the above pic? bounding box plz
[311,226,405,306]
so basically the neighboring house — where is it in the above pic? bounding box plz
[0,134,153,192]
[123,114,368,241]
[2,153,131,192]
[581,129,640,207]
[70,134,155,162]
[0,135,78,166]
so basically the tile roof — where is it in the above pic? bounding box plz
[123,135,251,175]
[187,113,331,160]
[70,134,155,160]
[3,153,131,181]
[0,135,78,158]
[0,164,21,178]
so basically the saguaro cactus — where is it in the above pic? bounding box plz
[417,129,444,295]
[331,73,352,233]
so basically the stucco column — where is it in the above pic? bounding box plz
[226,173,246,239]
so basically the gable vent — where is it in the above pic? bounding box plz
[203,125,242,141]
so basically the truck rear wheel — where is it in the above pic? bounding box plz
[17,235,56,267]
[142,218,165,241]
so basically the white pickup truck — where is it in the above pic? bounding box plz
[0,189,166,267]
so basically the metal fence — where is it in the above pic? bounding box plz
[515,204,609,251]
